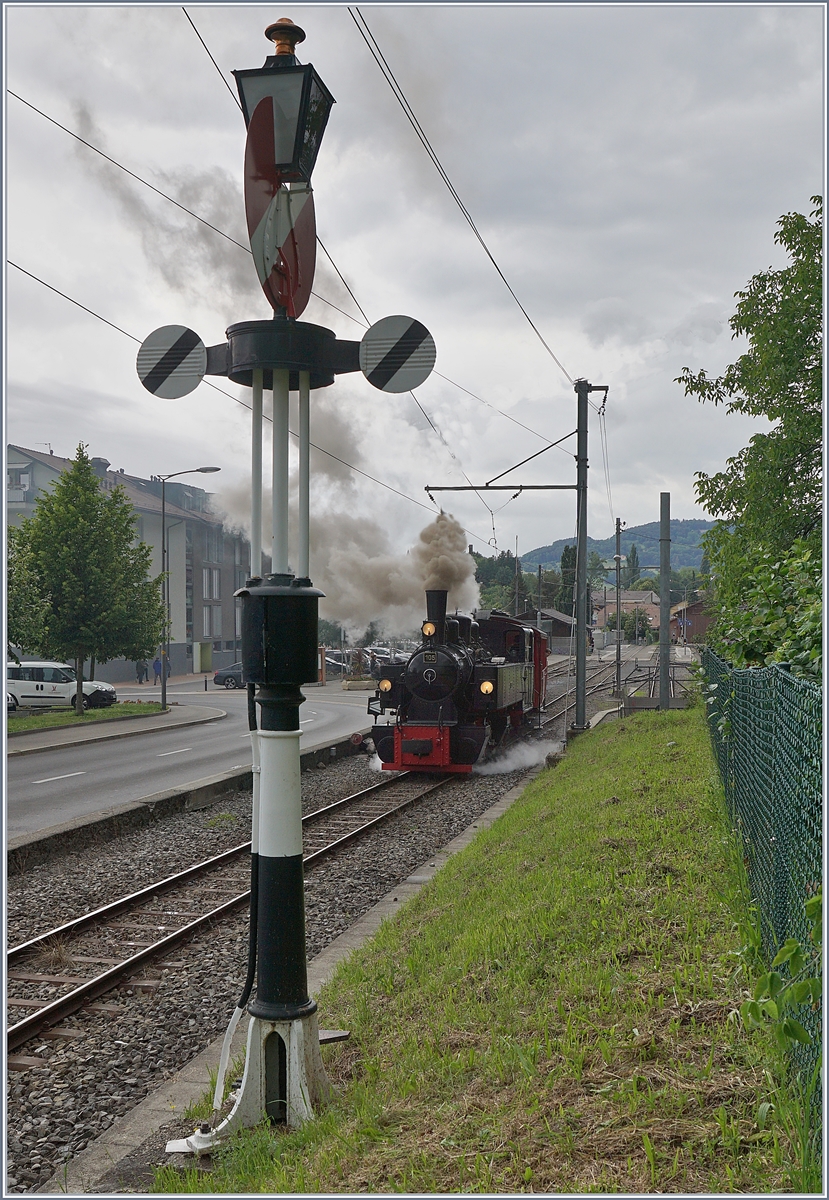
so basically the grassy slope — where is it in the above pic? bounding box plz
[7,703,164,732]
[157,708,795,1194]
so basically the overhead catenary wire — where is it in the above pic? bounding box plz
[7,87,576,461]
[175,10,524,533]
[5,90,364,331]
[348,5,575,388]
[8,260,489,536]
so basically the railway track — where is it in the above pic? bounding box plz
[7,771,452,1054]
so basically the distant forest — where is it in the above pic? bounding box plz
[521,519,714,573]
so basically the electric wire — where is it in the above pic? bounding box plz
[8,260,486,534]
[181,7,244,113]
[13,22,607,547]
[175,14,502,531]
[348,5,574,387]
[8,86,575,462]
[6,90,365,331]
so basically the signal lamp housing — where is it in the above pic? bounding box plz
[421,621,436,638]
[479,680,494,695]
[379,678,393,692]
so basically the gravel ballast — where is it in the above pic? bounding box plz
[5,747,563,1194]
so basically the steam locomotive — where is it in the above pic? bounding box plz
[367,588,549,773]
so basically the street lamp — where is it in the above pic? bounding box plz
[158,466,221,712]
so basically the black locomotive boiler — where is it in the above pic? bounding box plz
[368,588,549,773]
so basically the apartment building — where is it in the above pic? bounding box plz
[7,444,254,682]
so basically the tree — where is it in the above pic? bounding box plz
[318,618,346,647]
[586,550,609,588]
[677,197,821,558]
[556,545,576,615]
[622,543,640,587]
[26,444,166,711]
[676,198,822,671]
[527,566,561,611]
[621,608,651,643]
[6,524,50,661]
[474,549,530,613]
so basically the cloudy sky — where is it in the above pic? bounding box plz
[5,4,824,588]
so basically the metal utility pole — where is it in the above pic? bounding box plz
[659,492,671,710]
[573,379,603,732]
[614,517,623,697]
[537,563,542,626]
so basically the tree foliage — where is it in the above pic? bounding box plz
[622,543,640,588]
[25,444,166,709]
[6,524,50,661]
[556,545,576,616]
[676,198,822,676]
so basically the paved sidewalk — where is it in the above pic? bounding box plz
[6,705,226,758]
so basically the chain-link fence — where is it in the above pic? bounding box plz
[702,648,822,1089]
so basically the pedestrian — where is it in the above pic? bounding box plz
[165,656,172,680]
[136,660,146,684]
[152,655,162,685]
[369,651,380,680]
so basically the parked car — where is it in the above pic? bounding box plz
[324,655,349,677]
[8,691,17,714]
[6,662,117,709]
[213,663,244,689]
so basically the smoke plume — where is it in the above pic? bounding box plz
[210,486,479,637]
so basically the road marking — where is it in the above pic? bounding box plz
[33,771,86,785]
[156,748,192,757]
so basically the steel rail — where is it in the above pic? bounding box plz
[8,772,413,965]
[7,773,441,1052]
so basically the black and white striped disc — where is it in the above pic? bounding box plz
[359,315,436,393]
[136,325,207,399]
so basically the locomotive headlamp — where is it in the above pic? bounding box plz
[479,680,494,695]
[421,620,436,637]
[379,678,393,692]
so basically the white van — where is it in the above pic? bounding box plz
[6,662,117,711]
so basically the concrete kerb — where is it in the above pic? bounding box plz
[38,763,546,1196]
[7,731,371,877]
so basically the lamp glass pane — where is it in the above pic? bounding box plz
[240,72,305,165]
[297,77,332,180]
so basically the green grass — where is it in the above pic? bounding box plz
[7,702,164,732]
[154,708,813,1194]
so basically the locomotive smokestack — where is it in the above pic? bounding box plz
[425,589,448,643]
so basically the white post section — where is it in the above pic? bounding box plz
[298,370,310,579]
[251,368,263,578]
[256,730,303,857]
[272,368,290,574]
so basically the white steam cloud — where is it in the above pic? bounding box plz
[473,740,564,775]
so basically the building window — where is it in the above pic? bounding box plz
[205,528,224,563]
[213,640,222,653]
[203,567,211,599]
[235,602,242,638]
[203,606,211,638]
[213,605,222,637]
[212,568,221,600]
[225,640,234,651]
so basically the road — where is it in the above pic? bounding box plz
[7,680,373,840]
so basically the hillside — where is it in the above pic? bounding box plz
[522,519,713,572]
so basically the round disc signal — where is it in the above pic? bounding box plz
[136,326,207,399]
[359,315,436,393]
